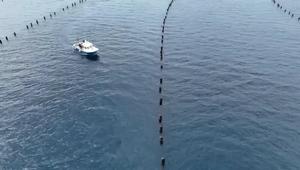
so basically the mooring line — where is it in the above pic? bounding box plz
[0,0,88,46]
[158,0,175,169]
[271,0,300,22]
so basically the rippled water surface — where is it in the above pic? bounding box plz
[1,0,300,169]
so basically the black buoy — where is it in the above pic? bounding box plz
[160,136,164,145]
[159,115,162,123]
[291,14,294,17]
[288,11,290,15]
[284,9,286,13]
[159,87,162,93]
[30,23,33,27]
[13,32,16,37]
[161,65,163,70]
[5,36,8,41]
[159,126,163,134]
[62,8,65,11]
[0,40,2,44]
[54,12,56,16]
[36,20,39,25]
[160,98,163,105]
[44,16,46,20]
[26,25,29,29]
[298,17,300,21]
[67,6,69,9]
[161,157,166,167]
[160,78,163,84]
[50,14,52,18]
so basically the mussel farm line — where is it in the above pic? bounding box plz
[158,0,175,169]
[0,0,87,46]
[271,0,300,22]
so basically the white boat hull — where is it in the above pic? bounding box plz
[72,40,99,56]
[73,46,98,56]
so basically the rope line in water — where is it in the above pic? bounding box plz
[0,0,87,46]
[158,0,175,169]
[156,1,296,169]
[271,0,300,22]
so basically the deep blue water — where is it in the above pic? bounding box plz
[1,0,300,169]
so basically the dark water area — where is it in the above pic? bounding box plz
[1,0,300,169]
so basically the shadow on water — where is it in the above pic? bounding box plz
[85,54,99,61]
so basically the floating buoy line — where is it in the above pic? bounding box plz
[271,0,300,22]
[158,0,175,169]
[0,0,87,46]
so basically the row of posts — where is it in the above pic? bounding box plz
[158,0,175,169]
[0,0,87,45]
[272,0,300,21]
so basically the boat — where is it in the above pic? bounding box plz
[73,40,99,55]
